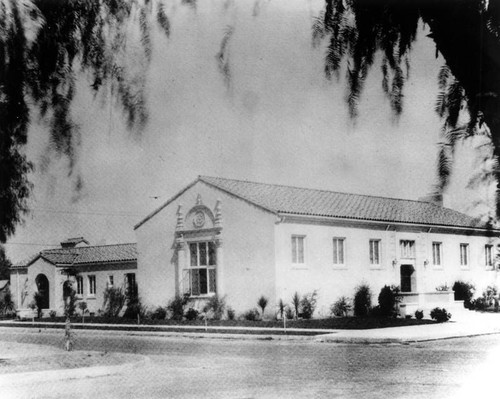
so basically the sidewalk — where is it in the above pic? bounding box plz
[317,310,500,343]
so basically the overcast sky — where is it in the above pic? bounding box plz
[5,0,490,262]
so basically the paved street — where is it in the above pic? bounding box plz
[1,328,499,398]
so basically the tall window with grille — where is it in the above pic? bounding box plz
[88,275,96,296]
[187,242,216,296]
[460,243,469,267]
[400,240,415,259]
[432,242,442,267]
[76,276,83,296]
[291,235,305,264]
[332,238,345,265]
[369,239,380,265]
[485,244,493,267]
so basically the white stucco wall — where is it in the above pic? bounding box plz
[136,180,277,316]
[275,218,499,317]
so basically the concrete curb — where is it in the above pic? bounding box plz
[0,354,150,386]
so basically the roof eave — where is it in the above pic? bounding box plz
[278,212,499,234]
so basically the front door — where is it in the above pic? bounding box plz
[400,264,415,293]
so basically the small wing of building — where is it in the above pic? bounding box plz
[10,239,137,317]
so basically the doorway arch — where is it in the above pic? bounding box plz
[35,274,50,309]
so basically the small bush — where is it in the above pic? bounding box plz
[292,292,301,319]
[151,306,167,320]
[227,307,235,320]
[103,286,126,317]
[184,307,199,320]
[243,308,260,321]
[300,291,318,319]
[285,307,294,320]
[330,296,351,317]
[377,285,401,317]
[257,296,269,318]
[435,283,450,292]
[49,310,57,319]
[452,281,475,308]
[277,299,287,320]
[167,294,190,320]
[33,292,44,318]
[414,310,424,320]
[430,307,451,322]
[203,295,226,320]
[354,284,372,317]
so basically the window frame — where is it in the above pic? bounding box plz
[400,240,416,259]
[460,243,470,268]
[291,235,306,265]
[107,275,114,288]
[332,237,346,266]
[76,275,84,296]
[369,239,381,267]
[432,242,443,268]
[485,244,494,268]
[186,241,217,297]
[88,275,96,296]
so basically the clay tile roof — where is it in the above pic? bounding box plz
[199,176,488,229]
[12,243,137,269]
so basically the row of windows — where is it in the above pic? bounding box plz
[291,236,495,267]
[74,273,136,297]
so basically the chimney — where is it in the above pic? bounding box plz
[60,237,90,248]
[418,193,443,207]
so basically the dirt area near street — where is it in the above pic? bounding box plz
[0,340,141,375]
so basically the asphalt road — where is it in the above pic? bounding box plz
[1,328,499,398]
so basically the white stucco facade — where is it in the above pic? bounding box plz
[135,177,500,318]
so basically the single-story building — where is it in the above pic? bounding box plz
[10,238,137,316]
[134,176,500,317]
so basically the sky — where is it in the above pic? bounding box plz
[5,0,491,262]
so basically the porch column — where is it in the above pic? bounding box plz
[215,237,223,296]
[176,235,186,296]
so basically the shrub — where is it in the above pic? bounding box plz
[167,294,190,320]
[33,292,44,318]
[49,310,57,319]
[330,296,352,317]
[123,283,147,319]
[63,280,78,317]
[285,307,294,320]
[452,281,475,308]
[300,291,318,319]
[292,292,301,319]
[277,299,287,320]
[203,294,226,320]
[414,310,424,320]
[354,284,372,317]
[257,295,268,318]
[227,307,235,320]
[151,306,167,320]
[435,283,450,292]
[103,287,126,317]
[1,287,14,316]
[78,301,88,322]
[430,307,451,322]
[184,307,199,320]
[243,308,260,321]
[378,285,401,317]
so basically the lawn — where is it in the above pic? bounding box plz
[11,316,436,332]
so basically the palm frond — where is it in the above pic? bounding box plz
[156,1,170,38]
